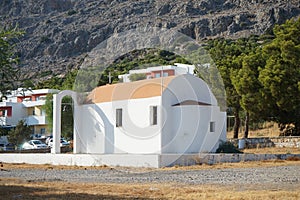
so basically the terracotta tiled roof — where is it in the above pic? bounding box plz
[85,76,176,104]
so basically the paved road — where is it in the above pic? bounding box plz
[1,165,300,187]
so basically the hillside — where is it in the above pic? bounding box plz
[0,0,299,81]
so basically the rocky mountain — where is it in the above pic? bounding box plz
[0,0,299,81]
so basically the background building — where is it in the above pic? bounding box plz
[118,63,195,83]
[0,88,59,137]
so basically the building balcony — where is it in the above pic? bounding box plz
[0,116,14,126]
[22,100,46,108]
[25,115,47,126]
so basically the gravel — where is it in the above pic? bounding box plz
[1,165,300,186]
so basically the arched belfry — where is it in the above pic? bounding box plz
[51,90,81,154]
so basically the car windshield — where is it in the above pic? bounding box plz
[32,140,42,145]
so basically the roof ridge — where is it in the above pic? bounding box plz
[85,75,178,104]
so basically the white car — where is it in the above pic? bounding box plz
[48,138,69,148]
[22,140,48,149]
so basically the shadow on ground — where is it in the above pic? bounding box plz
[0,185,159,200]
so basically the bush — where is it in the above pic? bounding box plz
[129,73,147,81]
[216,141,243,153]
[8,120,32,146]
[67,10,77,16]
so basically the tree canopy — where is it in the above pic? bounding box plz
[0,25,24,99]
[208,36,261,138]
[209,17,300,136]
[8,120,32,146]
[259,18,300,135]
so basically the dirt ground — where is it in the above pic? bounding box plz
[1,160,300,200]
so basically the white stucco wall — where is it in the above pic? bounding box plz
[161,74,226,153]
[77,96,162,154]
[162,74,218,106]
[75,104,107,154]
[161,105,226,153]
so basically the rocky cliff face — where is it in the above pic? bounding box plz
[0,0,299,80]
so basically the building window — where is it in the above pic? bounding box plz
[116,108,123,127]
[150,106,157,125]
[163,72,168,77]
[40,128,45,134]
[210,122,215,132]
[155,73,161,78]
[0,110,6,117]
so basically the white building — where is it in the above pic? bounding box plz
[0,89,59,136]
[53,74,226,156]
[118,63,195,82]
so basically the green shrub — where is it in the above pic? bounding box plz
[216,141,242,153]
[67,9,77,16]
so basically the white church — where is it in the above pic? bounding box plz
[0,74,226,167]
[51,74,226,167]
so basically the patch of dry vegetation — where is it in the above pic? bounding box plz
[0,162,111,170]
[242,147,300,154]
[227,122,281,138]
[162,160,300,170]
[0,179,299,200]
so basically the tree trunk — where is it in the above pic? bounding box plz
[233,109,240,138]
[244,112,250,138]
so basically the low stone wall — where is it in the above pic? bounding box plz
[195,153,300,165]
[0,146,71,154]
[1,153,299,168]
[163,153,300,166]
[229,136,300,149]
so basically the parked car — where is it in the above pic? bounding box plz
[30,134,43,139]
[4,143,15,151]
[0,143,15,151]
[22,140,48,150]
[48,138,69,148]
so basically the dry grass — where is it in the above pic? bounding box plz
[0,162,111,170]
[162,160,300,171]
[242,147,300,154]
[227,122,281,138]
[0,178,299,200]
